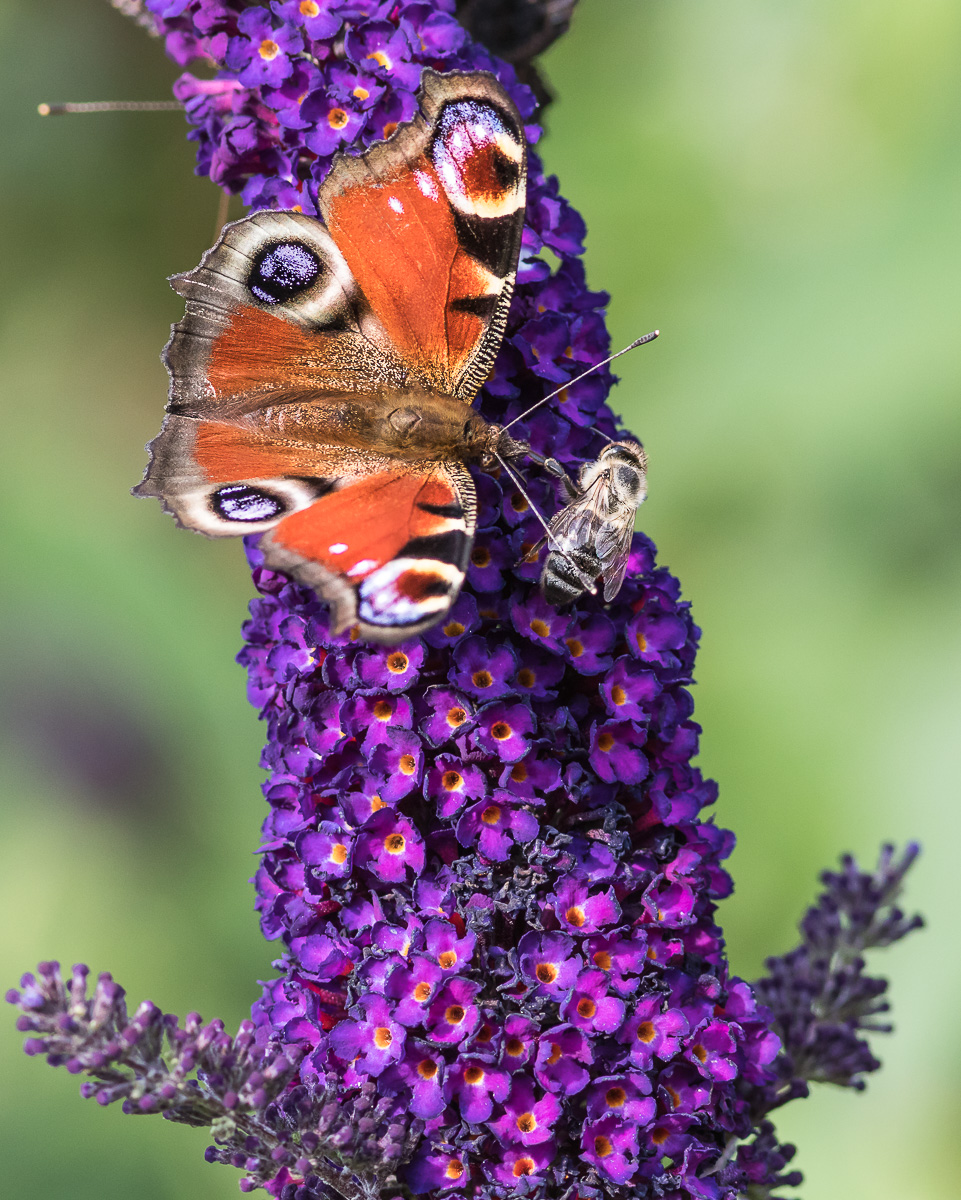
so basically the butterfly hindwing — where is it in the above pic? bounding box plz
[261,461,476,641]
[318,69,527,402]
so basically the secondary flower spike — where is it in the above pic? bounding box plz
[10,3,921,1199]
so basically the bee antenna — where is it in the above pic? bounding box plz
[502,330,659,432]
[494,452,556,546]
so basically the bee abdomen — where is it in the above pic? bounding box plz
[542,547,601,607]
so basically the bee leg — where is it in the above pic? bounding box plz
[541,456,579,502]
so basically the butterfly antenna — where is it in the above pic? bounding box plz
[38,101,183,115]
[502,330,659,433]
[494,452,556,546]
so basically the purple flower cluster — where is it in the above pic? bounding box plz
[9,5,920,1200]
[138,2,788,1194]
[754,844,923,1098]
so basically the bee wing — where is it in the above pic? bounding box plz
[594,515,635,602]
[546,477,608,549]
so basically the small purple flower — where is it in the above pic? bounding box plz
[225,7,302,89]
[451,636,517,699]
[489,1076,560,1146]
[354,809,425,883]
[271,0,341,42]
[470,701,535,763]
[354,641,425,691]
[344,19,423,90]
[533,1024,592,1094]
[685,1018,739,1081]
[619,995,689,1069]
[517,932,582,1000]
[329,993,406,1076]
[585,1072,656,1125]
[581,1113,639,1185]
[424,755,487,817]
[510,591,570,652]
[601,657,661,720]
[455,793,539,861]
[446,1058,510,1122]
[425,978,481,1045]
[562,612,616,674]
[589,720,649,784]
[551,878,621,934]
[561,969,625,1034]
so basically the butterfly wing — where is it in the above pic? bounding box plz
[262,459,476,641]
[318,68,527,402]
[136,70,527,639]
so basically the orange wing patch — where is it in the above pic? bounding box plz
[261,465,475,640]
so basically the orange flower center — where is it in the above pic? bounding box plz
[373,700,393,720]
[636,1020,656,1043]
[413,982,432,1002]
[565,906,586,927]
[611,684,627,706]
[464,1066,485,1085]
[259,39,280,60]
[442,770,463,792]
[516,1112,536,1134]
[366,49,392,69]
[352,85,369,101]
[471,545,491,568]
[447,706,467,727]
[517,668,535,688]
[505,1036,525,1057]
[576,997,597,1019]
[445,1004,466,1025]
[510,763,528,782]
[592,950,612,970]
[481,805,502,825]
[529,619,550,637]
[445,1159,465,1180]
[512,1158,535,1178]
[565,637,584,657]
[606,1086,627,1108]
[597,732,615,752]
[636,631,648,652]
[417,1058,438,1080]
[511,491,528,512]
[373,1026,392,1048]
[438,950,456,969]
[327,107,349,130]
[535,962,558,984]
[593,1135,613,1157]
[491,722,512,741]
[443,620,465,637]
[399,754,416,775]
[387,652,409,673]
[300,0,320,14]
[330,843,348,865]
[384,833,406,855]
[472,669,493,689]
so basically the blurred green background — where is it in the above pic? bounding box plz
[1,0,957,1196]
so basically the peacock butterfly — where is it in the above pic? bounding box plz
[135,69,536,643]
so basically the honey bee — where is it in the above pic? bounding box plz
[539,441,648,607]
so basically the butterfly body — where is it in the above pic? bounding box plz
[540,441,648,607]
[136,70,532,642]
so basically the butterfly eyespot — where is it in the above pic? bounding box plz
[212,485,285,522]
[249,240,322,304]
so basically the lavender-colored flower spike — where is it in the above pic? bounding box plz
[10,3,922,1198]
